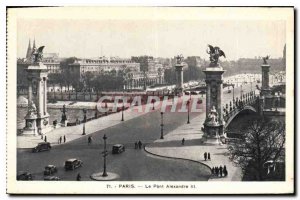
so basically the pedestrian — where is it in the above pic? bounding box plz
[41,135,43,140]
[134,141,138,149]
[138,141,142,149]
[76,173,81,181]
[44,136,47,142]
[59,136,62,144]
[204,152,207,161]
[208,152,211,160]
[88,136,92,145]
[215,166,219,177]
[211,167,215,175]
[181,138,185,145]
[64,135,66,143]
[219,166,223,177]
[223,165,227,177]
[224,168,228,177]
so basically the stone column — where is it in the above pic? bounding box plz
[28,78,33,106]
[217,79,223,122]
[205,80,211,118]
[43,77,48,115]
[261,64,271,96]
[37,78,43,117]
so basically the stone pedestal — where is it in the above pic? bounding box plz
[202,65,226,145]
[22,114,38,135]
[175,64,184,95]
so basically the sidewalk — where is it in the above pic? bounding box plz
[17,103,150,148]
[145,113,242,181]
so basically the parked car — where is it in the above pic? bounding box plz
[44,165,57,175]
[17,171,33,181]
[112,144,125,154]
[191,91,198,95]
[44,176,61,181]
[32,142,51,153]
[64,158,83,170]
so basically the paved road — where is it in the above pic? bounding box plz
[17,79,256,181]
[17,100,211,181]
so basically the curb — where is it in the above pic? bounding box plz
[144,144,212,178]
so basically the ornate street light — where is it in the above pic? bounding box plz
[160,112,164,139]
[102,134,108,177]
[82,123,86,135]
[187,100,190,124]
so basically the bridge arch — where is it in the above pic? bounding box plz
[224,106,257,129]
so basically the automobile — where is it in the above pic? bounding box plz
[199,91,206,94]
[44,176,61,181]
[112,144,125,154]
[32,142,51,153]
[17,171,33,181]
[64,158,83,170]
[191,91,198,95]
[184,91,190,95]
[227,90,232,93]
[44,165,58,175]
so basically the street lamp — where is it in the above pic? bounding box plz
[160,112,164,139]
[187,100,190,124]
[102,134,108,177]
[232,84,235,103]
[121,105,124,121]
[82,122,86,135]
[121,91,125,121]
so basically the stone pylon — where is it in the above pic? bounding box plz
[174,62,184,96]
[23,62,51,135]
[202,63,226,145]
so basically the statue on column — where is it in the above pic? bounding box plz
[206,45,226,66]
[31,46,45,63]
[176,54,184,64]
[262,55,270,64]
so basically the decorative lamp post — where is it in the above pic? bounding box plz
[152,99,155,110]
[121,91,125,121]
[160,112,164,139]
[232,84,235,102]
[102,134,108,177]
[83,108,87,123]
[82,122,86,135]
[187,100,190,124]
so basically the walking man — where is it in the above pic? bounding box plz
[181,138,185,145]
[208,152,211,160]
[219,166,223,177]
[63,135,66,143]
[59,136,62,144]
[138,141,142,149]
[204,152,207,161]
[76,173,81,181]
[44,136,47,142]
[134,142,138,149]
[88,136,92,145]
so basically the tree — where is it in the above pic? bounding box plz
[228,117,285,181]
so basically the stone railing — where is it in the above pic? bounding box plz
[223,92,258,123]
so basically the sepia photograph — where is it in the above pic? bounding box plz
[6,6,294,194]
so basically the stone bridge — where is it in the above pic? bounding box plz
[223,91,259,129]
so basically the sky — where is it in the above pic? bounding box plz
[17,19,286,60]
